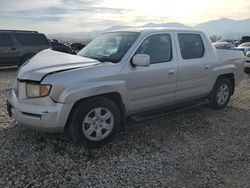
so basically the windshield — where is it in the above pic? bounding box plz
[78,32,140,63]
[239,42,250,47]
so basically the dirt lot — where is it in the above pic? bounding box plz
[0,68,249,187]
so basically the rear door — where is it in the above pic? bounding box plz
[125,33,177,113]
[0,33,21,65]
[175,32,210,101]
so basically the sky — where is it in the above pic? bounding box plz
[0,0,249,34]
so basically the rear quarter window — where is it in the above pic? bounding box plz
[0,33,14,47]
[178,33,205,60]
[15,33,49,46]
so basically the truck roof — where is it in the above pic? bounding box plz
[104,27,203,34]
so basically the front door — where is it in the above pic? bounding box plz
[125,33,177,113]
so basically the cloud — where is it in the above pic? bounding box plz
[77,19,122,28]
[75,7,131,13]
[0,0,249,34]
[0,0,131,25]
[0,0,62,12]
[0,0,133,33]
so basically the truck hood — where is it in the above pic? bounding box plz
[17,49,101,81]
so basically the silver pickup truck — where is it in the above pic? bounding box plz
[7,28,245,148]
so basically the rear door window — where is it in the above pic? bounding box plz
[0,33,14,47]
[15,33,48,46]
[178,33,204,60]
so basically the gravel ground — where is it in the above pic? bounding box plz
[0,68,249,187]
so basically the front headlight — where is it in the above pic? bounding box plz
[26,82,51,98]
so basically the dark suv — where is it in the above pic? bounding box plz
[0,30,50,66]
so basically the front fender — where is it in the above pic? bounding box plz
[58,80,128,108]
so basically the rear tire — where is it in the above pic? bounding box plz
[209,78,233,109]
[69,97,121,149]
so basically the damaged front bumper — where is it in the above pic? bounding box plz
[6,89,73,133]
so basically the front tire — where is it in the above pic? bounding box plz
[69,97,121,149]
[209,78,233,109]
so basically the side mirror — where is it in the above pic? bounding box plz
[246,51,250,57]
[132,54,150,67]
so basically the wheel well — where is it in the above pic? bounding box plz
[217,73,235,95]
[64,92,126,132]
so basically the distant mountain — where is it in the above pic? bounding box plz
[47,18,250,41]
[47,22,191,41]
[103,25,132,32]
[142,22,190,28]
[102,22,190,31]
[47,30,102,42]
[196,18,250,37]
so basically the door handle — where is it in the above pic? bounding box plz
[205,65,210,70]
[168,69,175,77]
[11,47,16,51]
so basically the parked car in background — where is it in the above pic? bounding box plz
[237,42,250,55]
[0,30,50,66]
[233,40,240,47]
[64,42,72,46]
[49,41,75,54]
[241,36,250,43]
[70,43,85,53]
[7,28,245,148]
[212,42,235,50]
[245,52,250,73]
[49,39,60,43]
